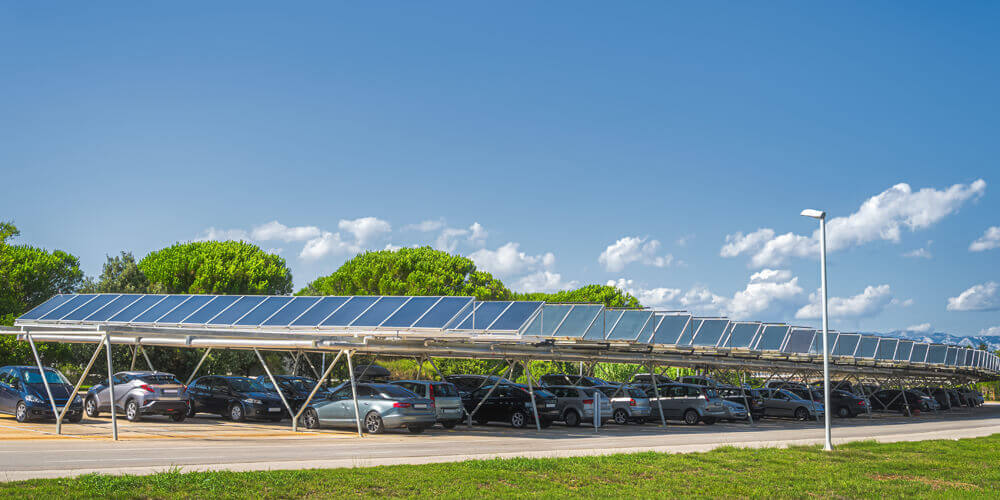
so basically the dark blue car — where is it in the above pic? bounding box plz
[0,365,84,423]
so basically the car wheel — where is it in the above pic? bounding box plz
[15,401,29,423]
[613,409,629,425]
[170,412,186,422]
[67,412,83,423]
[442,420,458,429]
[125,399,141,422]
[302,408,321,429]
[794,407,810,421]
[407,426,426,434]
[702,417,717,425]
[683,409,700,425]
[564,410,581,427]
[837,406,850,418]
[85,397,99,418]
[364,411,385,434]
[229,403,245,422]
[510,410,528,429]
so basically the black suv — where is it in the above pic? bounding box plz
[254,375,328,412]
[461,383,558,428]
[716,385,766,420]
[188,376,286,422]
[445,375,516,396]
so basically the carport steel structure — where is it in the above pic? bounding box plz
[3,293,997,440]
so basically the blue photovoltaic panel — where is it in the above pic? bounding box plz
[489,301,542,331]
[181,295,240,324]
[875,338,898,360]
[894,340,914,361]
[584,310,621,340]
[676,320,698,345]
[417,297,472,329]
[856,337,878,358]
[552,305,603,338]
[724,323,760,348]
[808,331,837,355]
[85,294,141,322]
[522,305,571,336]
[150,296,209,323]
[62,294,119,321]
[945,347,958,366]
[783,329,815,354]
[109,295,166,322]
[926,345,947,364]
[351,297,409,327]
[755,325,789,351]
[381,297,441,328]
[322,296,380,326]
[40,294,97,320]
[690,319,729,346]
[910,343,929,363]
[292,296,350,326]
[19,295,74,320]
[606,310,652,341]
[833,334,860,356]
[651,314,689,344]
[636,314,657,343]
[237,296,294,326]
[266,296,322,326]
[455,302,510,330]
[209,296,266,325]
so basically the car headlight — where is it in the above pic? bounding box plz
[25,395,43,404]
[243,398,262,405]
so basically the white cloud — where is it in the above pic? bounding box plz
[470,242,555,277]
[728,269,804,319]
[891,298,914,307]
[468,222,488,245]
[677,234,695,247]
[518,271,578,293]
[300,232,359,260]
[906,323,933,333]
[679,286,729,315]
[903,248,932,259]
[607,279,682,308]
[947,282,1000,312]
[981,326,1000,336]
[722,180,986,267]
[404,219,446,232]
[251,221,321,242]
[338,217,391,247]
[194,227,250,242]
[970,226,1000,252]
[599,236,673,272]
[795,284,893,320]
[432,222,488,252]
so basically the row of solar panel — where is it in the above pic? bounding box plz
[521,305,998,369]
[19,294,542,332]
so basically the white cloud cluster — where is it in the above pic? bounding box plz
[721,180,986,267]
[903,248,932,259]
[947,282,1000,312]
[906,323,933,333]
[251,221,321,242]
[970,226,1000,252]
[607,278,682,308]
[981,326,1000,336]
[338,217,391,247]
[195,227,250,242]
[599,236,673,272]
[471,242,574,293]
[795,284,893,320]
[195,217,394,261]
[418,221,489,252]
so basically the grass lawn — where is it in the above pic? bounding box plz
[3,435,999,499]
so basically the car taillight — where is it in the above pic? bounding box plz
[393,402,412,408]
[140,384,155,393]
[583,399,594,405]
[703,393,710,402]
[857,400,865,405]
[429,384,435,401]
[629,398,636,406]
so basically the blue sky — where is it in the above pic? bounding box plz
[2,2,998,336]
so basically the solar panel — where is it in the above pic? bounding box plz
[894,340,914,361]
[585,310,622,340]
[874,338,898,360]
[142,295,201,323]
[945,347,958,366]
[783,328,815,354]
[808,331,837,355]
[183,295,242,324]
[109,295,166,322]
[723,322,761,348]
[291,296,349,326]
[265,296,320,326]
[351,296,410,327]
[85,294,142,322]
[209,296,267,325]
[690,319,729,346]
[926,345,947,364]
[855,336,878,358]
[606,310,654,341]
[832,334,860,356]
[489,301,542,331]
[18,295,73,320]
[676,319,697,345]
[522,305,571,336]
[650,314,690,344]
[551,305,603,338]
[323,296,380,326]
[754,325,789,351]
[40,294,97,320]
[418,297,472,329]
[236,296,294,326]
[910,343,929,363]
[62,294,119,321]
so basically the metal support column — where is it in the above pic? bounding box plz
[468,361,514,427]
[140,345,155,372]
[129,343,140,371]
[25,332,60,434]
[253,348,296,430]
[346,351,364,437]
[186,348,213,386]
[523,360,542,431]
[105,333,118,441]
[648,362,668,427]
[59,339,106,429]
[293,350,344,429]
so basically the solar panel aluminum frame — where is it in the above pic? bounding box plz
[751,324,790,352]
[721,321,762,349]
[39,294,102,323]
[686,317,730,347]
[604,309,655,342]
[648,312,692,345]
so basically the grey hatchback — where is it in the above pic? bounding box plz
[390,380,464,428]
[85,371,188,422]
[594,385,652,424]
[545,386,613,426]
[301,382,436,434]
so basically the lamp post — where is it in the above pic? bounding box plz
[801,208,833,452]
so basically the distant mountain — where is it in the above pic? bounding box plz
[868,330,1000,351]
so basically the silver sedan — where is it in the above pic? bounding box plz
[301,382,436,434]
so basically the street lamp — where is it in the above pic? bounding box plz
[801,208,833,452]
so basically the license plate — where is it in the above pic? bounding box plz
[163,390,176,395]
[268,407,281,412]
[545,403,555,408]
[414,403,427,409]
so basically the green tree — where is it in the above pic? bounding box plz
[140,241,293,295]
[80,251,151,293]
[515,284,641,308]
[299,247,511,300]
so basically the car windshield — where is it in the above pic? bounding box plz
[139,374,182,385]
[782,390,804,401]
[378,385,418,399]
[228,378,266,392]
[432,384,459,397]
[629,388,647,398]
[21,369,69,385]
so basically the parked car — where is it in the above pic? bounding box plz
[722,400,749,421]
[909,389,942,411]
[390,380,464,428]
[254,375,330,412]
[539,374,609,387]
[0,365,83,423]
[86,371,188,422]
[717,386,765,420]
[629,373,675,385]
[677,376,722,387]
[301,382,436,434]
[759,388,825,420]
[645,382,727,425]
[918,387,955,409]
[958,388,984,407]
[352,364,392,382]
[811,380,858,395]
[594,384,652,424]
[187,376,285,421]
[461,383,558,428]
[870,389,930,414]
[445,375,516,396]
[544,385,613,426]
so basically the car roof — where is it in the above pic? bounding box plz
[5,365,59,371]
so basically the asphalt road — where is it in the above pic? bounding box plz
[2,404,998,481]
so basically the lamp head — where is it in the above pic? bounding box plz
[800,209,826,220]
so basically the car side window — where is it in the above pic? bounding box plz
[9,370,21,389]
[0,368,10,386]
[211,379,229,392]
[669,386,685,398]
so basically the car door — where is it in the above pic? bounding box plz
[111,373,132,410]
[209,378,231,413]
[0,368,13,413]
[187,378,209,411]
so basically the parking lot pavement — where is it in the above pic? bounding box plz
[2,404,999,481]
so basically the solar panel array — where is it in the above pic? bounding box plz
[17,294,999,372]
